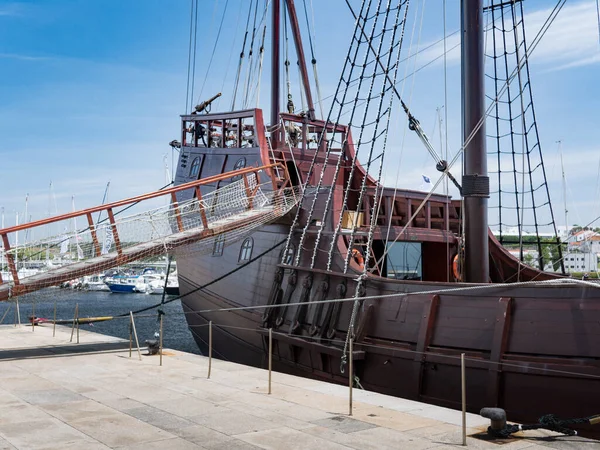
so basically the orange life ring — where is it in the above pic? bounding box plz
[452,254,462,281]
[351,248,365,269]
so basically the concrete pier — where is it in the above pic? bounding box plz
[0,324,596,449]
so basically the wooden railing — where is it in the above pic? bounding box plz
[0,163,289,286]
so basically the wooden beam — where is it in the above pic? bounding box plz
[487,297,513,406]
[106,208,122,257]
[86,213,101,257]
[171,193,184,232]
[1,234,19,286]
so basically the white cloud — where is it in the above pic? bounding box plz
[416,1,600,72]
[0,53,52,61]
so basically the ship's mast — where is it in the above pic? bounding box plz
[461,0,489,282]
[271,0,281,142]
[285,0,315,120]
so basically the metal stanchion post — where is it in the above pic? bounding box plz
[159,314,164,367]
[349,336,353,416]
[207,321,213,379]
[16,297,21,327]
[129,315,133,358]
[53,299,57,337]
[70,303,79,342]
[129,311,142,361]
[32,298,35,332]
[268,328,272,394]
[461,353,467,446]
[76,307,80,344]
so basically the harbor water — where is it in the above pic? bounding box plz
[0,289,200,354]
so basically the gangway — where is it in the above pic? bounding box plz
[0,163,296,301]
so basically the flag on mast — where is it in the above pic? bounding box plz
[101,225,113,255]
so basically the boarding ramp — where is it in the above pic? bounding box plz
[0,164,297,300]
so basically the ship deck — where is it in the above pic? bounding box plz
[0,324,596,449]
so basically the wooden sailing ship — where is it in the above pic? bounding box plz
[172,0,600,437]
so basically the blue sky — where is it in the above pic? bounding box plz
[1,0,599,235]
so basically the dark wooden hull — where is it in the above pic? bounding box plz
[176,224,600,439]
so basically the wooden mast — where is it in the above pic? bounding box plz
[285,0,315,120]
[461,0,489,282]
[271,0,281,148]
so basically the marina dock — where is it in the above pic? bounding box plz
[0,324,596,449]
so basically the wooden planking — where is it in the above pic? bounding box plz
[413,295,440,398]
[487,297,513,406]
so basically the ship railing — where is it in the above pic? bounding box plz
[0,163,290,290]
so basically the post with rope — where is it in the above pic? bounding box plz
[70,303,78,342]
[15,296,21,327]
[130,311,142,361]
[158,257,170,367]
[461,353,467,446]
[159,313,164,367]
[268,327,273,395]
[208,320,213,379]
[52,299,57,337]
[129,315,133,358]
[349,335,353,416]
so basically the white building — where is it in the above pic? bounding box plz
[561,252,599,273]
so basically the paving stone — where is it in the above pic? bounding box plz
[189,409,284,436]
[203,438,264,450]
[0,418,95,450]
[68,414,175,447]
[0,436,17,450]
[236,427,354,450]
[310,415,378,433]
[0,401,54,424]
[124,405,196,431]
[16,388,84,405]
[114,436,202,449]
[40,399,122,422]
[149,397,229,418]
[171,424,234,447]
[303,425,399,450]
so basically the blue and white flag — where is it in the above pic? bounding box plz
[101,225,113,255]
[422,175,431,184]
[59,227,69,254]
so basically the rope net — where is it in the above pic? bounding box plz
[0,176,300,300]
[283,0,411,274]
[485,0,564,272]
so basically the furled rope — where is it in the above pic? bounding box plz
[489,414,600,438]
